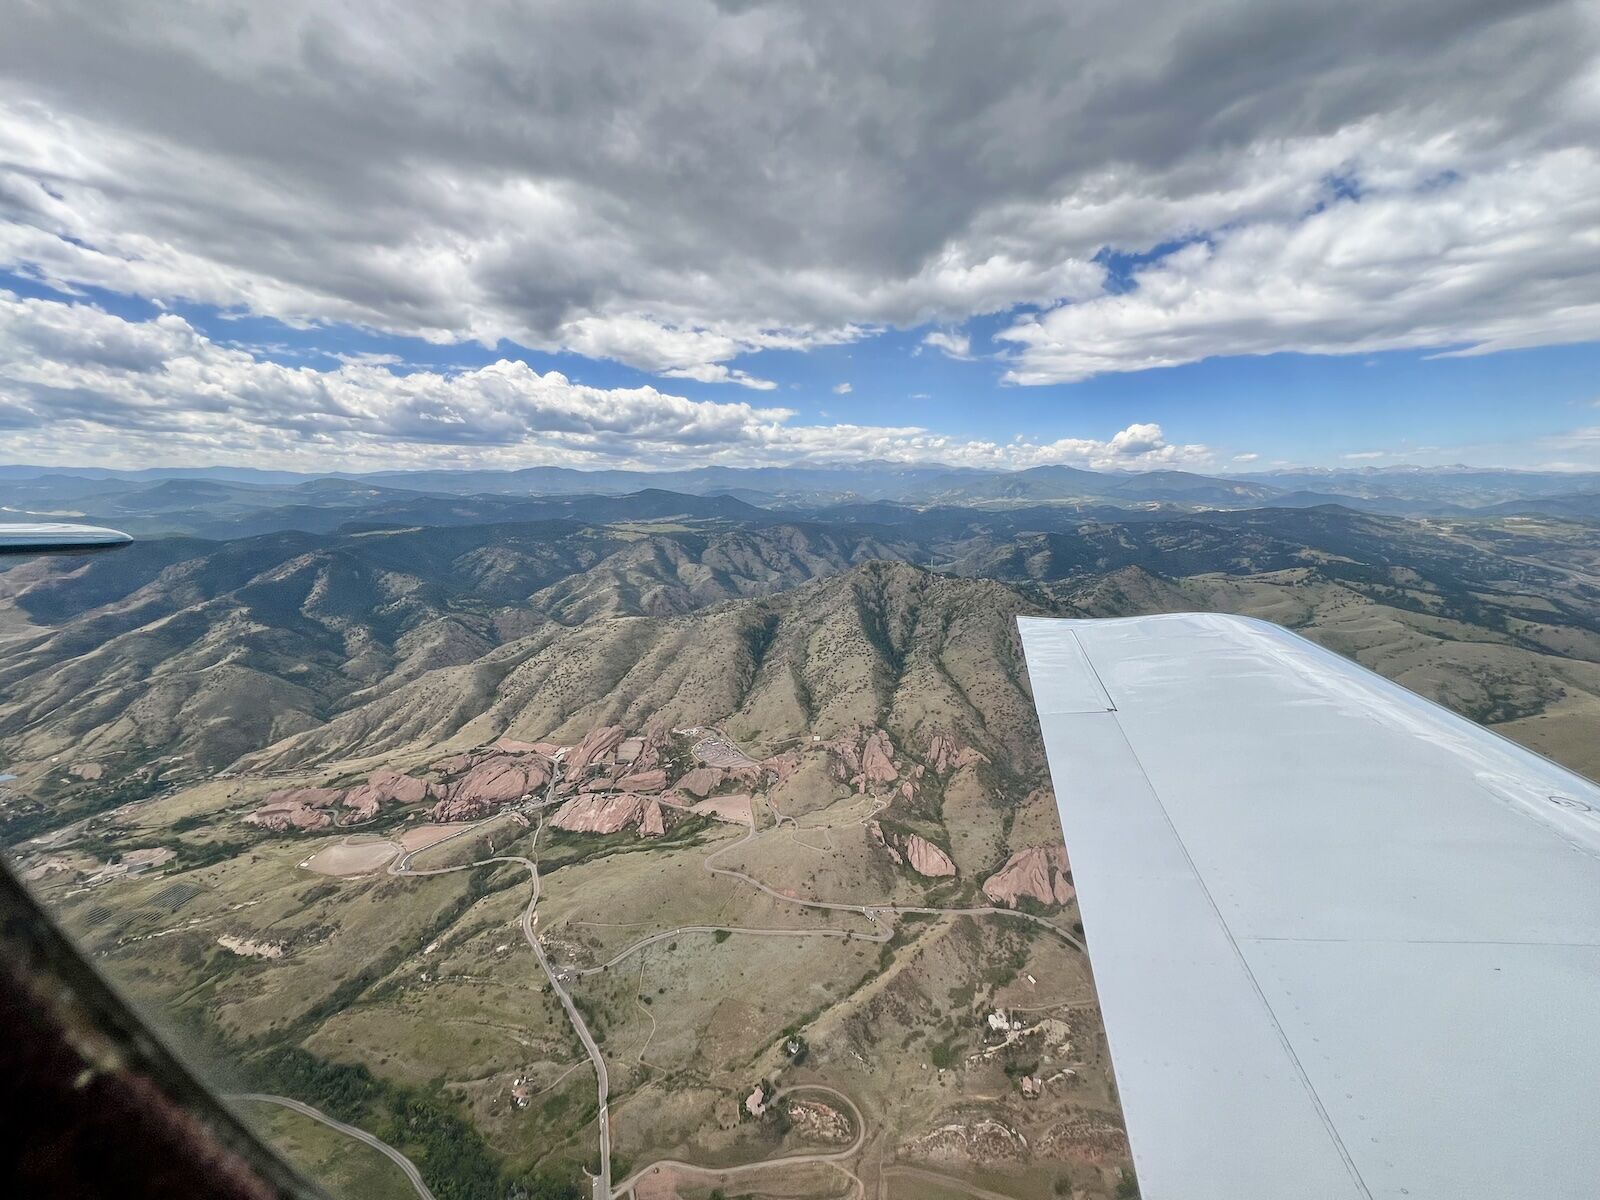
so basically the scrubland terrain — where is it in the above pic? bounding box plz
[5,495,1599,1200]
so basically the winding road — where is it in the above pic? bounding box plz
[232,1093,436,1200]
[388,755,615,1200]
[328,742,1083,1200]
[610,1084,867,1199]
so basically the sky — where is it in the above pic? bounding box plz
[0,0,1598,476]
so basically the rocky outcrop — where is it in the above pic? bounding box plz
[982,845,1073,908]
[869,821,956,878]
[639,797,666,837]
[342,769,430,821]
[550,791,664,835]
[246,786,343,829]
[246,798,333,832]
[825,724,905,792]
[905,833,956,877]
[675,766,724,797]
[903,1118,1028,1163]
[619,768,668,793]
[860,728,898,785]
[926,731,989,776]
[430,754,550,820]
[565,725,626,776]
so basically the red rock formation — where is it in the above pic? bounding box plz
[428,795,493,822]
[675,766,724,797]
[550,792,654,834]
[565,725,626,776]
[619,768,667,793]
[860,728,898,786]
[981,845,1074,908]
[429,754,550,820]
[430,752,475,774]
[904,834,956,877]
[245,800,332,832]
[342,769,429,821]
[867,820,902,865]
[926,730,990,776]
[868,821,956,877]
[639,798,666,837]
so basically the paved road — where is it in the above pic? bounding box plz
[388,754,614,1200]
[232,1093,436,1200]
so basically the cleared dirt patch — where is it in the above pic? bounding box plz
[687,793,755,825]
[303,838,399,877]
[397,822,475,854]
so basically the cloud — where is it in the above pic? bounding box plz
[996,148,1600,382]
[0,0,1593,387]
[0,291,1210,472]
[832,382,852,394]
[921,330,973,360]
[1342,451,1390,460]
[659,363,778,390]
[1232,452,1260,462]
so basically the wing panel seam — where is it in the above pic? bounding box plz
[1096,709,1377,1200]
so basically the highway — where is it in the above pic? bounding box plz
[232,1093,436,1200]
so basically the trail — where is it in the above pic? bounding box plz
[703,811,1086,953]
[611,1085,867,1200]
[232,1093,436,1200]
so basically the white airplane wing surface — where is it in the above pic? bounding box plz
[1018,613,1600,1200]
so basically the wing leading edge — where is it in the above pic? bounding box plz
[1019,613,1600,1200]
[0,522,133,554]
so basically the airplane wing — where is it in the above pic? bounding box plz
[0,522,133,554]
[1018,613,1600,1200]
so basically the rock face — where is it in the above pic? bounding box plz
[550,792,663,835]
[675,766,724,797]
[982,845,1074,908]
[638,797,666,837]
[904,833,957,877]
[825,724,904,792]
[869,821,956,878]
[565,725,626,777]
[619,768,668,793]
[246,798,333,832]
[860,728,898,785]
[342,769,430,821]
[430,754,550,821]
[926,731,989,776]
[246,786,342,830]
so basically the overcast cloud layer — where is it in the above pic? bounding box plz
[1,0,1597,467]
